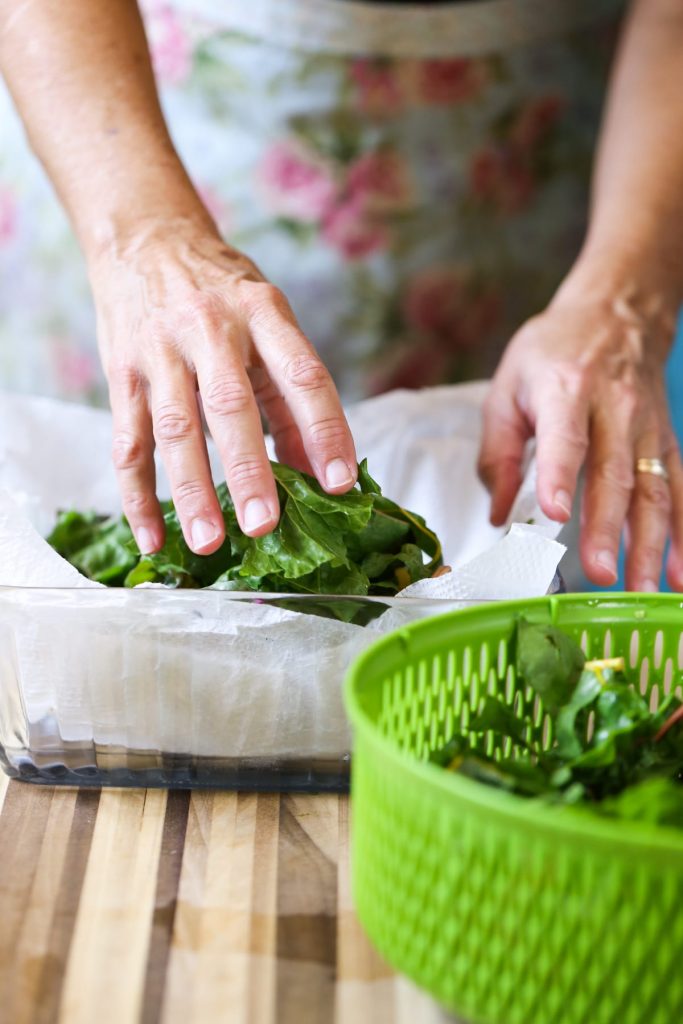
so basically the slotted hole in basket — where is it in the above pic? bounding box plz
[639,657,650,696]
[513,690,524,720]
[650,686,661,713]
[653,630,665,670]
[428,714,440,753]
[630,629,641,669]
[505,665,515,705]
[542,714,553,751]
[417,659,428,700]
[488,667,498,697]
[430,653,442,692]
[602,629,613,659]
[580,629,589,655]
[469,672,480,712]
[437,679,447,725]
[462,645,473,683]
[532,694,543,728]
[585,709,595,744]
[497,639,507,677]
[453,675,463,718]
[664,659,674,695]
[444,705,454,743]
[446,649,456,686]
[678,632,683,670]
[480,643,490,679]
[423,685,433,733]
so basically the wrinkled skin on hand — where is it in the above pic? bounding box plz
[90,219,358,556]
[479,285,683,592]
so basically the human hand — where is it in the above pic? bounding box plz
[90,219,357,556]
[478,278,683,591]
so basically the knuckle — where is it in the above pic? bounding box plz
[306,415,350,451]
[121,490,154,518]
[153,404,194,446]
[553,364,588,403]
[202,374,250,417]
[593,456,634,495]
[283,354,329,393]
[189,291,225,323]
[109,362,143,395]
[614,381,642,420]
[242,280,286,318]
[173,479,209,511]
[637,478,671,513]
[112,431,146,471]
[631,544,665,571]
[147,318,171,350]
[226,456,266,490]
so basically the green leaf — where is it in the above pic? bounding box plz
[47,459,440,602]
[592,778,683,829]
[48,510,138,585]
[516,620,585,710]
[469,695,530,748]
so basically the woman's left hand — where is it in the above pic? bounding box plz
[478,276,683,591]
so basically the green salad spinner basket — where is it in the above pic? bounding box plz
[344,594,683,1024]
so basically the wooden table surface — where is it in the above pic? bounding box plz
[0,773,457,1024]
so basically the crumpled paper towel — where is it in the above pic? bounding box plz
[0,384,565,759]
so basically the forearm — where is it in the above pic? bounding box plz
[0,0,212,259]
[564,0,683,318]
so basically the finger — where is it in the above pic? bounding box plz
[250,366,313,475]
[108,364,163,554]
[193,343,280,538]
[245,283,357,493]
[478,386,530,526]
[665,438,683,591]
[532,382,589,523]
[624,431,671,592]
[580,403,636,586]
[149,354,225,555]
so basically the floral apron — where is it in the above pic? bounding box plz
[0,0,624,404]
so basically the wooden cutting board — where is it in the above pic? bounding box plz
[0,774,458,1024]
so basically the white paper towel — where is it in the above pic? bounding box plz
[0,385,566,759]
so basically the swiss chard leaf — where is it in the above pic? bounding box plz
[432,621,683,828]
[47,459,442,601]
[49,511,138,585]
[516,620,585,711]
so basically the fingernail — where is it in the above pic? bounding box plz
[243,498,272,533]
[325,458,354,490]
[191,517,220,551]
[595,549,617,578]
[136,526,156,555]
[640,579,659,593]
[554,489,572,518]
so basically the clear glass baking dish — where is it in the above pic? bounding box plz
[0,576,563,791]
[0,587,459,790]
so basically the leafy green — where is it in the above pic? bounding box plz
[47,510,138,585]
[430,622,683,829]
[46,459,443,621]
[516,619,585,710]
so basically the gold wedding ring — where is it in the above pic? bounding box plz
[635,457,670,483]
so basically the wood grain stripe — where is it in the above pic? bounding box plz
[276,795,338,1024]
[141,789,191,1024]
[14,788,100,1024]
[161,792,281,1024]
[58,789,167,1024]
[0,783,458,1024]
[0,785,56,1014]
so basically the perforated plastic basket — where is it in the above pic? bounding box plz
[344,594,683,1024]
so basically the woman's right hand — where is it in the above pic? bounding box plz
[89,218,358,556]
